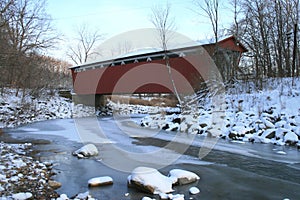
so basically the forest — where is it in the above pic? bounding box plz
[0,0,299,98]
[0,0,71,98]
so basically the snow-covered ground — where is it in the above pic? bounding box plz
[0,142,58,199]
[0,141,99,200]
[0,88,95,128]
[2,78,300,148]
[2,77,300,149]
[139,78,300,147]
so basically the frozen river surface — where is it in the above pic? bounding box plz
[4,116,300,200]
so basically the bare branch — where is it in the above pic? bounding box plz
[67,23,104,65]
[150,3,176,50]
[193,0,219,43]
[150,3,182,105]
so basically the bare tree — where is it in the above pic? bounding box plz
[4,0,57,53]
[0,0,13,16]
[0,0,59,96]
[150,3,182,105]
[193,0,219,44]
[67,23,103,65]
[292,0,299,79]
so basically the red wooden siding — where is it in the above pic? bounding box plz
[70,36,247,95]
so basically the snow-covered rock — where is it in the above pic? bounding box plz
[128,167,174,194]
[73,144,98,158]
[168,194,185,200]
[159,193,169,199]
[284,131,299,144]
[57,194,68,200]
[263,118,275,129]
[189,186,200,194]
[88,176,113,187]
[168,169,200,185]
[138,78,300,148]
[75,191,90,199]
[12,192,33,200]
[141,197,155,200]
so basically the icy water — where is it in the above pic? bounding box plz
[3,117,300,200]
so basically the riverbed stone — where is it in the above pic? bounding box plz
[48,180,62,189]
[168,169,200,185]
[88,176,113,187]
[189,186,200,194]
[12,192,33,200]
[73,144,98,158]
[128,167,173,194]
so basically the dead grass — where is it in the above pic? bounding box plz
[108,95,178,107]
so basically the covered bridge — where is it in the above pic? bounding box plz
[70,35,247,106]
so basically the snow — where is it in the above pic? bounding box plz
[159,193,169,199]
[73,144,99,158]
[141,197,155,200]
[128,167,174,194]
[168,169,200,185]
[57,194,68,200]
[189,186,200,195]
[12,192,33,200]
[0,88,96,128]
[138,77,300,147]
[284,131,298,143]
[128,167,202,197]
[168,194,185,200]
[276,151,287,155]
[0,141,99,200]
[88,176,113,187]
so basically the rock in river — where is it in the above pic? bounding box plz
[127,167,173,194]
[73,144,98,158]
[88,176,113,187]
[168,169,200,185]
[48,180,62,189]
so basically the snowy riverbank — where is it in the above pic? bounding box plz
[2,78,300,148]
[0,141,99,200]
[0,89,96,128]
[0,141,59,199]
[140,78,300,148]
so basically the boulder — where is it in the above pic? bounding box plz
[284,131,299,145]
[189,186,200,194]
[75,191,90,199]
[128,167,173,194]
[73,144,98,158]
[263,119,275,129]
[168,194,185,200]
[262,129,276,139]
[141,197,155,200]
[88,176,113,187]
[12,192,33,200]
[168,169,200,185]
[48,180,62,189]
[228,132,237,139]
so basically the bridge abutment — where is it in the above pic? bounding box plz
[72,94,107,107]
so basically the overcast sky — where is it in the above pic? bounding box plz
[46,0,233,62]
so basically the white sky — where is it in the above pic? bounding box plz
[46,0,233,62]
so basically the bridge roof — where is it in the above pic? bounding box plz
[69,35,247,71]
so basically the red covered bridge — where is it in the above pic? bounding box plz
[70,36,247,106]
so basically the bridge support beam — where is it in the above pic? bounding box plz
[72,94,107,107]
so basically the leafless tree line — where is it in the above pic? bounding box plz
[0,0,71,98]
[229,0,299,81]
[66,24,103,65]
